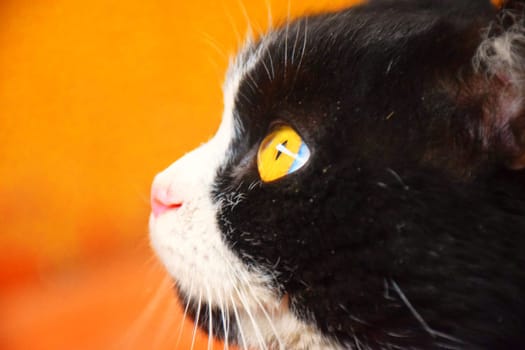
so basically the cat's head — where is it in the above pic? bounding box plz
[149,1,525,349]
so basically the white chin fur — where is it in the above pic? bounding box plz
[149,38,341,349]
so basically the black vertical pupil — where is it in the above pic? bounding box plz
[275,140,288,160]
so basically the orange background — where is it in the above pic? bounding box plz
[0,1,357,349]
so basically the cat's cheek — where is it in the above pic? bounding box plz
[149,203,277,302]
[149,206,236,305]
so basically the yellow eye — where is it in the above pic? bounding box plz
[257,125,311,182]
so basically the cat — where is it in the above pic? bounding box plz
[149,0,525,349]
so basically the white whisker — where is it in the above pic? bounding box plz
[284,0,291,78]
[116,275,170,349]
[291,17,301,65]
[175,278,195,348]
[206,285,214,350]
[390,280,464,345]
[221,4,243,49]
[208,239,267,349]
[190,290,203,350]
[238,270,284,349]
[216,285,229,350]
[230,294,249,350]
[224,296,231,350]
[218,252,270,350]
[296,17,308,75]
[246,71,263,93]
[260,56,273,81]
[200,32,229,60]
[151,289,178,349]
[222,282,233,349]
[236,0,257,39]
[235,285,268,350]
[266,43,276,79]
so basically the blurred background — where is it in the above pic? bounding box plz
[0,0,357,349]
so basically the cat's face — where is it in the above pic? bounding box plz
[150,1,525,349]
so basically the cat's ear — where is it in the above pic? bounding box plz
[472,0,525,169]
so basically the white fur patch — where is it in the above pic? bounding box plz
[474,9,525,88]
[149,38,339,349]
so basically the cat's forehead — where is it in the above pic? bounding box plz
[228,2,492,133]
[216,1,501,181]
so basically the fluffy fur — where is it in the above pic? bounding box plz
[150,1,525,349]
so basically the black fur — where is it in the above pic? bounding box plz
[205,0,525,348]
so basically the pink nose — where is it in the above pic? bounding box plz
[150,183,182,217]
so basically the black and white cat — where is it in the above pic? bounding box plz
[149,0,525,349]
